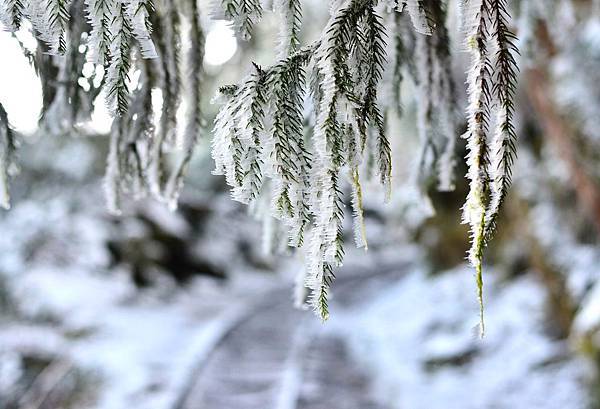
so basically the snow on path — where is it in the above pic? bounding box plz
[177,296,388,409]
[176,264,409,409]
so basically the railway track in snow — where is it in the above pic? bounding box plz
[171,262,408,409]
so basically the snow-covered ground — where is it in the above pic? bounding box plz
[331,264,593,409]
[0,140,596,409]
[0,158,299,408]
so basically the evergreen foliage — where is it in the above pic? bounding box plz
[461,0,518,334]
[0,0,519,326]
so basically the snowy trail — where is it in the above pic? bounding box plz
[174,266,406,409]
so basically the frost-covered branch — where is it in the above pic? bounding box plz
[126,0,157,59]
[31,0,72,55]
[84,0,113,65]
[0,0,25,30]
[0,103,16,210]
[402,0,433,35]
[275,0,302,57]
[212,0,395,320]
[216,0,262,41]
[462,0,493,336]
[105,0,132,116]
[164,0,205,209]
[461,0,518,336]
[485,0,519,239]
[0,0,522,326]
[102,0,205,213]
[410,0,457,191]
[149,0,182,196]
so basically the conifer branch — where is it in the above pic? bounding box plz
[267,57,312,246]
[350,166,368,249]
[104,44,157,213]
[462,0,493,336]
[212,0,390,320]
[275,0,302,57]
[402,0,433,35]
[414,30,436,182]
[0,0,522,326]
[84,0,113,64]
[0,0,25,30]
[411,0,457,192]
[105,0,133,116]
[105,114,126,214]
[0,103,16,210]
[485,0,519,240]
[126,0,157,59]
[32,0,72,55]
[165,0,205,209]
[235,66,267,204]
[217,0,262,41]
[461,0,518,335]
[149,0,181,197]
[429,0,457,192]
[391,9,408,116]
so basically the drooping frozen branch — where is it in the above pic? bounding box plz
[462,0,492,336]
[0,0,521,326]
[216,0,262,40]
[0,104,16,210]
[165,0,205,209]
[212,0,397,319]
[461,0,518,336]
[275,0,302,57]
[485,0,519,240]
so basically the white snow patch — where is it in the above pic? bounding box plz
[332,267,590,409]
